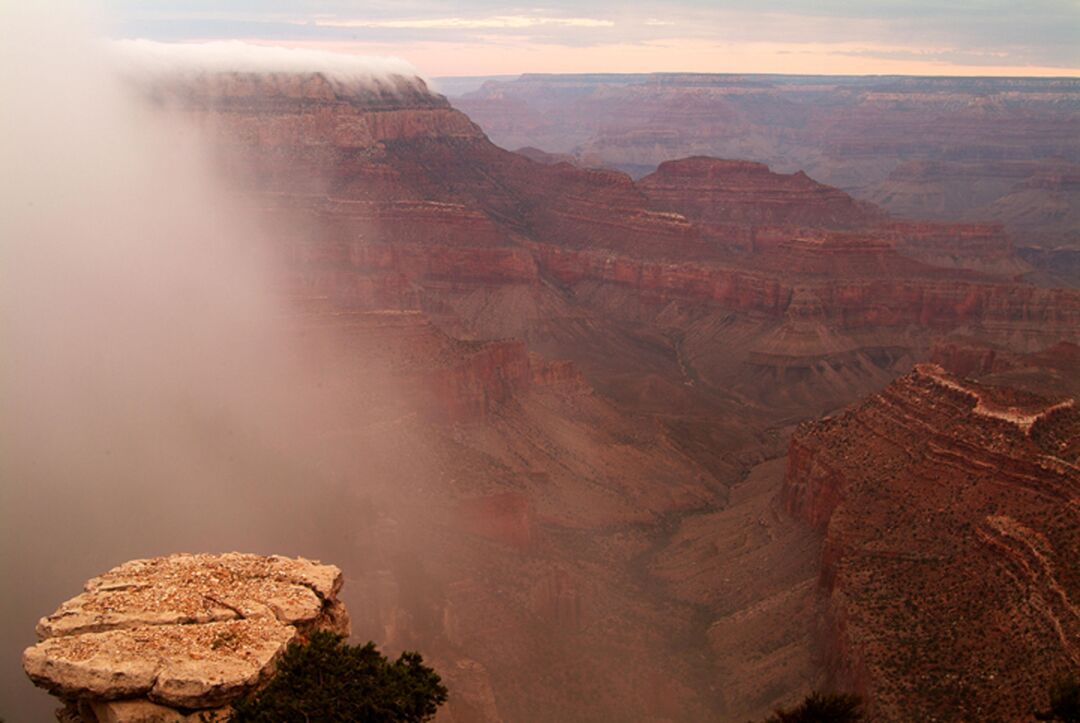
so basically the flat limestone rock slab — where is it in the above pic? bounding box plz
[38,553,340,639]
[25,617,296,707]
[24,553,346,713]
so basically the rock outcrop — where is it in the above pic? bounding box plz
[281,305,568,423]
[865,162,1080,284]
[24,554,350,722]
[782,366,1080,720]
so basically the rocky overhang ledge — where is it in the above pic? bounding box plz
[23,552,351,723]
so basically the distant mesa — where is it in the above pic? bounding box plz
[449,72,1080,283]
[23,553,350,723]
[639,156,887,228]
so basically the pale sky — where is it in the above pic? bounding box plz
[101,1,1080,78]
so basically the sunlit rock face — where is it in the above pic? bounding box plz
[783,365,1080,721]
[24,553,350,722]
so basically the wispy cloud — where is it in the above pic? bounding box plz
[314,16,614,30]
[101,1,1080,76]
[110,39,418,81]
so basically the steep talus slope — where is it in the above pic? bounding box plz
[783,365,1080,721]
[649,457,827,720]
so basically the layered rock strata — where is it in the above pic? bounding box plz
[24,553,350,722]
[157,70,1080,382]
[68,63,1079,722]
[639,157,886,228]
[451,73,1080,248]
[783,365,1080,720]
[281,304,566,423]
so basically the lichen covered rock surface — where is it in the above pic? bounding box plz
[24,553,350,722]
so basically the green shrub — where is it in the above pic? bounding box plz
[763,691,865,723]
[228,630,448,722]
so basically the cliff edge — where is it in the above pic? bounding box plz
[23,553,350,723]
[782,366,1080,720]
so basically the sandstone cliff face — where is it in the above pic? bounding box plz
[1018,246,1080,288]
[865,161,1080,285]
[24,554,350,722]
[244,296,735,722]
[239,111,1077,419]
[782,366,1080,720]
[929,339,1007,378]
[149,70,487,199]
[417,338,533,422]
[931,340,1080,400]
[865,160,1080,248]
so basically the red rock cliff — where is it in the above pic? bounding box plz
[782,365,1080,720]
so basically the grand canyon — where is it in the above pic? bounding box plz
[3,15,1079,723]
[451,73,1080,286]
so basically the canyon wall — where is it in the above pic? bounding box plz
[25,61,1070,723]
[171,71,1080,420]
[782,365,1080,720]
[639,157,886,228]
[450,73,1080,283]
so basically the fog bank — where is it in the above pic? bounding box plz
[0,6,412,719]
[110,39,419,85]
